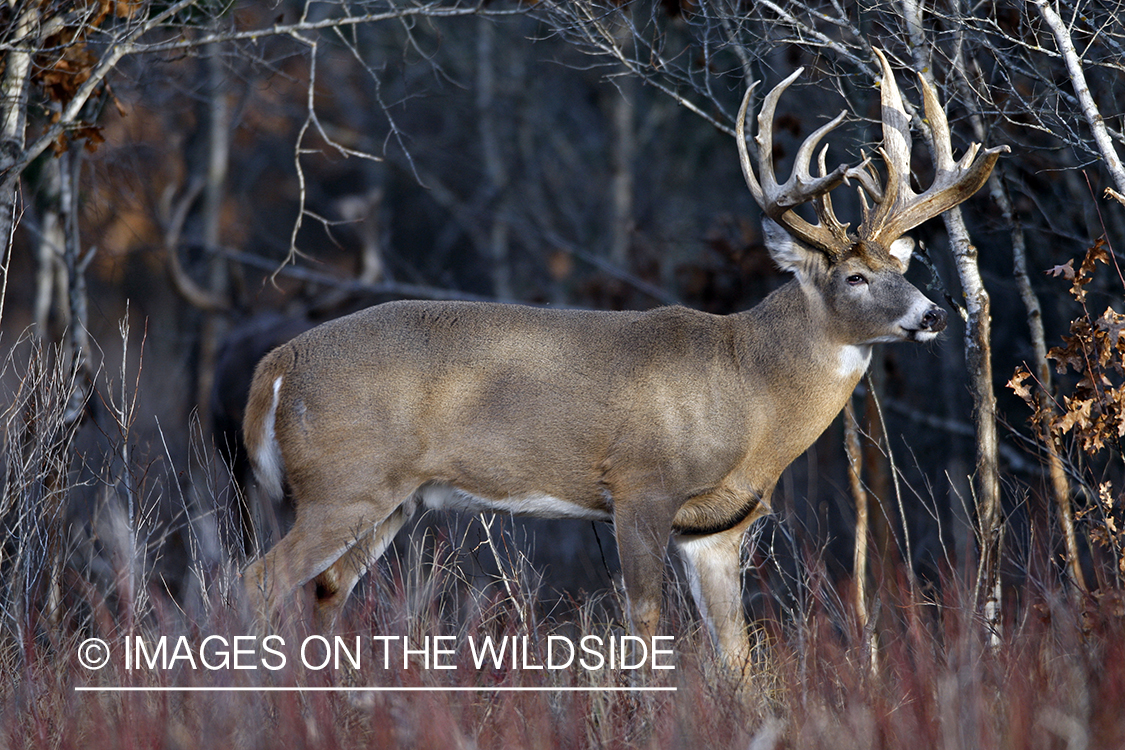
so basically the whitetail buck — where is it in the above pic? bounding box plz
[242,50,1005,669]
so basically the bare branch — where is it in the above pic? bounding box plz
[1034,0,1125,195]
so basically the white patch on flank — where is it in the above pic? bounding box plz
[255,376,285,499]
[419,483,612,522]
[837,344,873,378]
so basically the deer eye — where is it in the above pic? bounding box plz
[846,274,868,286]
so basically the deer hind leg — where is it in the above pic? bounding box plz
[676,528,751,673]
[243,497,407,623]
[311,502,412,626]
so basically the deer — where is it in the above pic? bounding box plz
[241,50,1006,670]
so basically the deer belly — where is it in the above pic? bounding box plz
[417,482,613,521]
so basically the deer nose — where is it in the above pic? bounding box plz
[922,307,947,333]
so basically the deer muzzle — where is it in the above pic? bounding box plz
[921,306,948,334]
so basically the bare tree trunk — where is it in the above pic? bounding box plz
[0,194,12,330]
[844,399,868,619]
[198,39,231,433]
[34,157,67,339]
[862,352,895,576]
[947,26,1085,593]
[845,397,877,672]
[608,13,635,270]
[950,213,1004,636]
[0,2,38,315]
[0,4,34,150]
[59,152,92,375]
[30,146,93,395]
[476,16,512,301]
[902,0,1003,638]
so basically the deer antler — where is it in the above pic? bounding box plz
[738,53,1008,261]
[737,69,872,260]
[858,49,1010,247]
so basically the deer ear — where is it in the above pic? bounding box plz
[764,218,823,280]
[889,237,915,270]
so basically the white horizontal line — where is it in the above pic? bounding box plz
[74,686,677,693]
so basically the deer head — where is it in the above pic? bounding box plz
[736,49,1007,347]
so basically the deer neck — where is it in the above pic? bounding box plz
[737,279,870,403]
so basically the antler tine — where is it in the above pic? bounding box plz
[860,49,915,241]
[737,68,858,257]
[851,153,884,221]
[860,48,1010,246]
[782,110,852,207]
[918,69,956,170]
[736,80,766,207]
[813,145,853,246]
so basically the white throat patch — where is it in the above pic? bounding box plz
[837,344,873,378]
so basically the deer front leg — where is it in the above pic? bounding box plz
[613,500,674,645]
[676,528,752,674]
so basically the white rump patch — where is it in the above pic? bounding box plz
[418,483,612,522]
[254,376,285,499]
[837,344,873,378]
